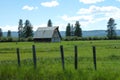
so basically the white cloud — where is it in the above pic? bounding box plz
[22,5,38,11]
[77,5,120,20]
[77,5,120,15]
[61,5,120,30]
[116,0,120,2]
[61,15,95,28]
[0,24,47,32]
[79,0,104,4]
[33,24,47,31]
[34,24,65,31]
[62,6,118,23]
[0,25,18,32]
[61,15,93,22]
[41,0,59,7]
[61,15,80,21]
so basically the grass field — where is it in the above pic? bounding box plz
[1,40,120,80]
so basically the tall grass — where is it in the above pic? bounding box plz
[1,40,120,80]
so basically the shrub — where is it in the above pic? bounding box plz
[7,37,13,42]
[0,37,7,42]
[26,37,33,42]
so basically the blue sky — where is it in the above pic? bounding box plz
[0,0,120,31]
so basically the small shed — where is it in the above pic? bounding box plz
[33,26,61,42]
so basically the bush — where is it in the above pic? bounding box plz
[0,37,34,42]
[63,36,110,41]
[63,36,82,41]
[26,37,33,42]
[0,37,7,42]
[7,37,13,42]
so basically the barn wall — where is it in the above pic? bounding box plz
[51,30,61,42]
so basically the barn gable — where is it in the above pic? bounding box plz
[33,26,61,42]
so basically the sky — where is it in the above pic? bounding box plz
[0,0,120,31]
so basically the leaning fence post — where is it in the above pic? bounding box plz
[92,46,97,70]
[60,45,65,70]
[32,45,37,69]
[16,48,21,67]
[74,45,78,70]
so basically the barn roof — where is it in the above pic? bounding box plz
[33,26,59,38]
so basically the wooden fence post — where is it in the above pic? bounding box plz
[74,45,78,70]
[92,46,97,70]
[16,48,21,67]
[32,45,37,69]
[60,45,65,70]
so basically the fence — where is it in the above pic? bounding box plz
[16,45,97,70]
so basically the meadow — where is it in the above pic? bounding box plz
[0,40,120,80]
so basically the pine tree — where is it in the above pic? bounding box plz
[107,18,117,39]
[18,19,23,40]
[23,20,33,38]
[7,30,11,37]
[74,21,82,37]
[0,28,3,38]
[70,24,74,36]
[47,19,52,27]
[66,23,71,36]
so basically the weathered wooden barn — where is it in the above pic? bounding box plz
[33,26,61,42]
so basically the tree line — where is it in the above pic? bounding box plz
[0,19,34,42]
[18,19,33,41]
[0,19,53,42]
[65,18,118,40]
[0,29,14,42]
[0,18,119,42]
[66,21,82,37]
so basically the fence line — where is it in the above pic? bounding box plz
[60,45,65,70]
[16,48,21,67]
[92,46,97,70]
[74,45,78,70]
[32,45,37,69]
[15,45,97,70]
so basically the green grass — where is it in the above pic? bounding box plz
[1,40,120,80]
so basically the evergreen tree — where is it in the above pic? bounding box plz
[66,23,71,36]
[7,30,11,37]
[18,19,23,40]
[107,18,117,39]
[47,19,52,27]
[23,20,33,38]
[74,21,82,37]
[0,28,3,38]
[70,24,74,36]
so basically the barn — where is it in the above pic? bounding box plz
[33,26,61,42]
